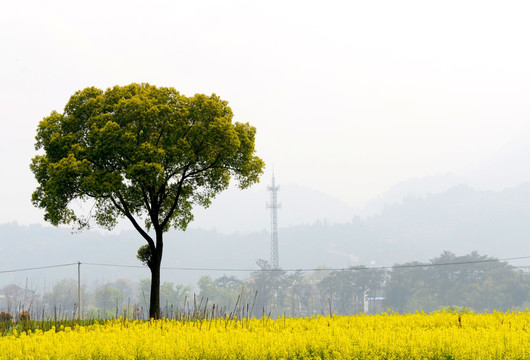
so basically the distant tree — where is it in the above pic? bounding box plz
[384,251,529,312]
[316,266,384,315]
[198,275,243,312]
[356,266,385,314]
[94,279,135,314]
[215,275,242,293]
[197,276,217,301]
[95,285,124,313]
[43,279,79,314]
[283,270,313,316]
[31,83,264,318]
[316,270,349,314]
[384,262,430,313]
[112,279,135,302]
[251,260,286,317]
[315,272,334,314]
[136,279,152,310]
[160,282,191,311]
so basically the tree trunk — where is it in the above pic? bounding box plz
[149,240,163,319]
[149,261,161,319]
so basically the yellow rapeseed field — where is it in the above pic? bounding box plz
[1,311,529,359]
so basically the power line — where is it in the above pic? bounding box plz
[385,255,530,270]
[2,256,529,275]
[83,262,145,269]
[0,263,78,274]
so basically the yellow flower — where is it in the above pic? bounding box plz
[1,312,529,359]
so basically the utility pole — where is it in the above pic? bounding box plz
[267,172,281,269]
[77,261,81,320]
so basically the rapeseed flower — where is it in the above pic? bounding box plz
[0,311,528,359]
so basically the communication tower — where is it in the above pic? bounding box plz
[267,172,281,269]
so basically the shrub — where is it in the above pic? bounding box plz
[18,310,30,322]
[0,311,13,323]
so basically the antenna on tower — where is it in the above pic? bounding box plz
[266,171,281,269]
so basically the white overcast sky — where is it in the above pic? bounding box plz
[1,0,530,226]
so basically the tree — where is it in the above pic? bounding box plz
[198,275,243,312]
[384,261,429,313]
[160,282,191,312]
[43,279,79,314]
[95,285,124,315]
[283,270,313,316]
[250,260,286,317]
[31,83,265,318]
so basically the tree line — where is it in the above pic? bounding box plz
[2,251,528,320]
[197,251,529,317]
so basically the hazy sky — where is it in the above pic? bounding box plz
[2,0,530,226]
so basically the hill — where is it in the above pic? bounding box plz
[2,181,530,290]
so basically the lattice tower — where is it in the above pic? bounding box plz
[266,173,281,269]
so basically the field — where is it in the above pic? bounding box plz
[1,311,529,359]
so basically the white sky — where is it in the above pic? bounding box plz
[1,0,530,226]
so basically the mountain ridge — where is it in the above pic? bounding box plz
[2,181,530,289]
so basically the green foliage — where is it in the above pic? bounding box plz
[161,282,191,308]
[198,275,243,311]
[95,286,124,311]
[136,244,151,266]
[31,83,264,233]
[317,266,384,314]
[384,251,530,313]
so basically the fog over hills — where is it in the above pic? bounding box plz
[360,173,466,217]
[182,135,530,231]
[2,180,530,290]
[3,137,530,289]
[358,135,530,216]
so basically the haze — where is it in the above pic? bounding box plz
[2,0,530,230]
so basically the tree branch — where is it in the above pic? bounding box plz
[141,185,160,229]
[140,187,152,215]
[160,166,189,230]
[159,154,225,229]
[186,153,224,177]
[110,195,154,249]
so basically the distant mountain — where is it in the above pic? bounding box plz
[359,173,465,217]
[365,182,530,260]
[270,182,530,274]
[358,136,530,217]
[2,181,530,291]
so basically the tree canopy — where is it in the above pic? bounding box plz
[31,83,265,318]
